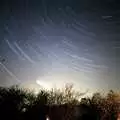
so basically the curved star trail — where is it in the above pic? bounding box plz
[0,0,119,94]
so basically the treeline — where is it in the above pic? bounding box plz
[0,83,120,120]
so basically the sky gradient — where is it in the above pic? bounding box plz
[0,0,119,94]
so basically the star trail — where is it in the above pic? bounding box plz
[0,0,119,94]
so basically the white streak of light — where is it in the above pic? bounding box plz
[14,42,35,64]
[0,62,20,83]
[5,39,25,60]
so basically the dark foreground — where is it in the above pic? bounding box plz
[0,86,119,120]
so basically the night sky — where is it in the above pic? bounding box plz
[0,0,119,94]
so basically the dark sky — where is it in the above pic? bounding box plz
[0,0,119,93]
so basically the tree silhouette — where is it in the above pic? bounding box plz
[0,85,27,120]
[0,84,119,120]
